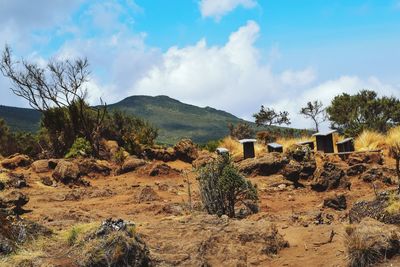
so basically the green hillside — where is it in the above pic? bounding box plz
[108,95,247,144]
[0,95,305,145]
[0,105,41,132]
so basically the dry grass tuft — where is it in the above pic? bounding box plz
[275,136,313,152]
[346,218,400,267]
[355,130,386,151]
[386,126,400,158]
[385,192,400,215]
[219,136,265,160]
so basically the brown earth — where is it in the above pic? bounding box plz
[1,155,400,266]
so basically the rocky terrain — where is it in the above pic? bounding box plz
[1,140,400,266]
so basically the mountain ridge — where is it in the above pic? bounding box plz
[0,95,300,144]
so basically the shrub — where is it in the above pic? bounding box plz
[228,122,255,140]
[102,110,158,156]
[113,147,127,166]
[345,218,400,267]
[197,155,258,218]
[201,140,221,152]
[65,137,93,159]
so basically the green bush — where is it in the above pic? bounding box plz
[102,110,158,156]
[65,137,93,158]
[197,155,258,218]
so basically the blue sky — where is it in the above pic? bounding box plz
[0,0,399,129]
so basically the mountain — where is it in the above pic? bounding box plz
[0,95,301,144]
[108,95,249,144]
[0,105,41,132]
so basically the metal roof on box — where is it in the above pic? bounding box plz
[312,130,337,136]
[336,137,354,145]
[267,142,283,148]
[297,140,314,145]
[239,139,257,144]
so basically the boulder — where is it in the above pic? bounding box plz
[137,186,161,203]
[99,139,120,160]
[238,153,289,176]
[174,139,199,163]
[323,194,347,210]
[347,152,383,166]
[78,159,112,176]
[0,191,29,215]
[6,173,28,189]
[52,160,81,184]
[147,163,180,177]
[311,162,350,191]
[117,157,146,174]
[144,147,177,162]
[192,150,216,169]
[280,160,302,182]
[346,164,367,176]
[361,167,394,184]
[1,154,32,169]
[31,160,50,173]
[40,176,54,186]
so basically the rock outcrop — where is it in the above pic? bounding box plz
[174,139,199,163]
[117,157,146,175]
[311,162,350,191]
[52,160,82,185]
[1,154,32,169]
[238,153,289,176]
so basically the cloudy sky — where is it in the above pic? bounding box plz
[0,0,399,129]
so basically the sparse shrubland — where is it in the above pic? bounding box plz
[197,155,258,218]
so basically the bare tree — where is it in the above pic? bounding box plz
[0,45,106,155]
[300,100,326,132]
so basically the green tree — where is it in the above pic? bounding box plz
[197,155,258,218]
[253,105,290,127]
[0,45,107,157]
[300,100,326,132]
[326,90,400,136]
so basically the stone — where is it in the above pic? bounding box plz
[144,147,177,162]
[31,159,51,173]
[117,157,146,174]
[192,150,216,169]
[137,186,161,203]
[1,154,32,169]
[0,191,29,215]
[40,176,53,186]
[311,162,350,192]
[346,164,367,176]
[78,159,112,176]
[323,194,347,211]
[347,152,383,166]
[174,139,199,163]
[361,167,394,184]
[238,153,289,176]
[52,160,81,184]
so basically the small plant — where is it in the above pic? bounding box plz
[67,227,81,246]
[197,155,258,218]
[65,137,93,158]
[113,147,127,166]
[385,192,400,214]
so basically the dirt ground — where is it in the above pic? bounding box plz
[3,156,400,266]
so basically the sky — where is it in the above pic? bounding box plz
[0,0,399,130]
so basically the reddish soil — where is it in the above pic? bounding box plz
[5,157,400,266]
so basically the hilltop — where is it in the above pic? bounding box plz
[0,95,301,144]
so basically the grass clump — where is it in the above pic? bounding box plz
[354,130,386,151]
[345,218,400,267]
[385,192,400,215]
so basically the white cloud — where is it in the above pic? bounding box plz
[131,21,316,119]
[199,0,257,20]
